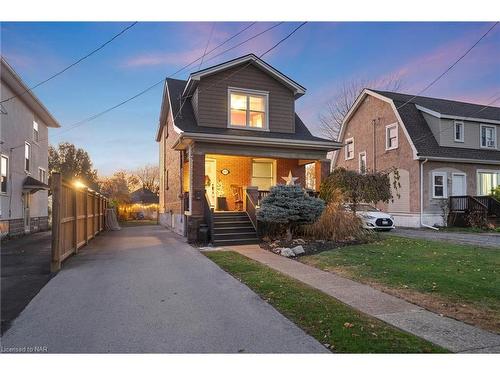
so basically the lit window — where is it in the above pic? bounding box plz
[432,172,447,198]
[386,124,398,150]
[454,121,464,142]
[38,168,46,184]
[1,155,8,194]
[345,138,354,160]
[24,142,31,173]
[33,121,39,142]
[477,171,499,196]
[229,89,267,129]
[359,152,367,174]
[251,160,274,190]
[480,125,496,149]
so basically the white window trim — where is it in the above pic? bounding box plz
[432,171,448,199]
[358,151,367,174]
[1,154,8,195]
[480,124,497,149]
[38,167,47,184]
[227,87,269,131]
[251,158,277,188]
[454,121,464,143]
[476,169,500,196]
[24,142,31,174]
[33,120,40,144]
[344,137,354,160]
[385,123,399,151]
[451,172,467,196]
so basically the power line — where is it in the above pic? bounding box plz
[396,22,498,111]
[198,23,216,70]
[172,22,307,123]
[9,21,271,151]
[1,22,139,104]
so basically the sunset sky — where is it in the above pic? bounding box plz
[1,22,499,175]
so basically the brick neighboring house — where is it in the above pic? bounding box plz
[1,57,60,237]
[156,54,340,244]
[333,89,500,228]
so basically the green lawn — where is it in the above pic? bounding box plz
[300,236,500,332]
[205,251,447,353]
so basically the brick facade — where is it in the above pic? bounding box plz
[334,95,421,215]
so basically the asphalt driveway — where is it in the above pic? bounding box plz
[390,228,500,248]
[0,226,326,353]
[1,231,53,334]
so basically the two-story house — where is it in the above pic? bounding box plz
[333,89,500,228]
[1,57,60,237]
[156,54,340,244]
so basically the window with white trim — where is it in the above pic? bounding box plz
[38,167,46,184]
[359,151,367,174]
[228,88,268,130]
[477,170,499,196]
[432,172,447,198]
[386,124,398,150]
[251,160,274,190]
[480,125,496,149]
[454,121,464,142]
[24,142,31,173]
[1,155,8,194]
[344,138,354,160]
[33,121,39,143]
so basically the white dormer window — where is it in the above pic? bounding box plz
[33,121,39,143]
[345,138,354,160]
[228,88,268,130]
[480,124,496,149]
[454,121,464,142]
[385,123,398,150]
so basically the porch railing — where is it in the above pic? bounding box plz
[474,195,500,217]
[258,189,320,205]
[449,195,488,214]
[245,191,258,230]
[203,192,214,242]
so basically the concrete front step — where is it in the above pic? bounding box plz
[213,238,260,247]
[213,232,258,241]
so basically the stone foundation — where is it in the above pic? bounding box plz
[0,216,49,237]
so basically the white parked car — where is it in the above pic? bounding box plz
[345,203,395,231]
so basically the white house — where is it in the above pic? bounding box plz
[0,57,60,237]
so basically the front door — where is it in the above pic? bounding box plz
[23,193,31,232]
[451,174,466,196]
[205,158,217,208]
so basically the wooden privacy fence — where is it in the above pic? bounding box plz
[51,172,108,271]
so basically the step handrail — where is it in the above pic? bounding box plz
[203,192,214,242]
[245,190,258,230]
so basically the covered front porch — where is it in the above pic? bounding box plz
[178,142,331,242]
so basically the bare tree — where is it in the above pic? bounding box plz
[319,77,403,141]
[132,164,160,194]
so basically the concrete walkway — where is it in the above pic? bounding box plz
[0,226,326,353]
[391,228,500,248]
[226,244,500,353]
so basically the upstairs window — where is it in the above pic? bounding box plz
[432,172,447,198]
[454,121,464,142]
[386,124,398,150]
[1,155,8,194]
[24,142,31,173]
[344,138,354,160]
[228,88,268,130]
[480,125,496,149]
[33,121,39,143]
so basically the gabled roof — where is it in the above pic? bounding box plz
[336,89,500,164]
[373,90,500,124]
[157,77,338,149]
[1,57,60,128]
[130,188,159,204]
[182,54,306,99]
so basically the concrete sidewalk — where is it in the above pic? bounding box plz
[1,226,326,353]
[227,244,500,353]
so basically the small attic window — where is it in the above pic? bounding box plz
[228,88,269,130]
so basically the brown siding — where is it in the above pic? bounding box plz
[197,63,295,133]
[334,95,420,213]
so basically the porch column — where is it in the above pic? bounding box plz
[187,145,205,242]
[315,160,331,190]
